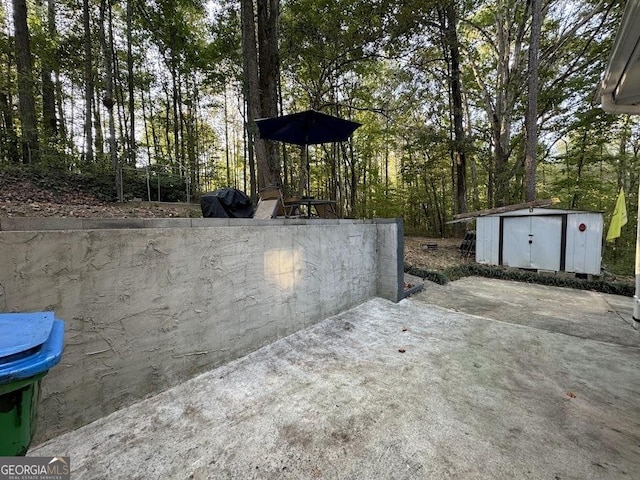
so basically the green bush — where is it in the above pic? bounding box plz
[602,243,635,277]
[404,263,449,285]
[404,262,634,297]
[121,169,187,202]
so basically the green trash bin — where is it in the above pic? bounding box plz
[0,312,65,456]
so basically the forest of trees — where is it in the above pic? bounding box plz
[1,0,638,241]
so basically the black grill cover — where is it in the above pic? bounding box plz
[200,188,254,218]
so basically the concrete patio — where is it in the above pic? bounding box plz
[30,278,640,479]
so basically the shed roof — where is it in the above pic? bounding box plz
[493,207,603,217]
[449,199,559,223]
[449,201,602,224]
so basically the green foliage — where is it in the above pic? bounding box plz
[367,184,405,219]
[206,1,243,84]
[121,169,188,202]
[403,261,634,297]
[602,242,635,277]
[0,0,638,240]
[404,263,449,285]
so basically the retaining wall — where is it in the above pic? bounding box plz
[0,217,403,443]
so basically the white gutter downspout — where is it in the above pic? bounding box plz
[635,180,640,326]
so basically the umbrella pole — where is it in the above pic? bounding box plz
[299,145,309,197]
[306,144,310,196]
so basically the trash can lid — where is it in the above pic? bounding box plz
[0,312,55,359]
[0,312,64,384]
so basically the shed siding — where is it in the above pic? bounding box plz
[565,213,603,274]
[476,216,500,265]
[474,208,603,275]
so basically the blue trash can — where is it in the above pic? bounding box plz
[0,312,65,456]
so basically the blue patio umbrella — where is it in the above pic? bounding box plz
[255,109,361,194]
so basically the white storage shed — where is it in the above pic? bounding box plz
[475,208,603,275]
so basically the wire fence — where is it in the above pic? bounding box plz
[118,165,193,203]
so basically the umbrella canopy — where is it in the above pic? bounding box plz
[255,109,361,146]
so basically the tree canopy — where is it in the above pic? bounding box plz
[0,0,636,254]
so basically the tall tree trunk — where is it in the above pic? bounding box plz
[177,72,187,177]
[142,82,161,199]
[83,0,93,164]
[242,90,257,201]
[100,0,122,200]
[185,79,198,200]
[126,0,135,168]
[112,37,130,166]
[171,62,180,174]
[241,0,269,194]
[443,2,467,215]
[0,13,18,163]
[429,177,444,237]
[194,87,202,190]
[148,90,160,166]
[224,87,231,186]
[141,85,160,167]
[343,143,357,216]
[570,129,588,209]
[68,86,76,147]
[257,0,281,188]
[12,0,40,163]
[93,92,104,158]
[163,83,174,166]
[384,115,390,195]
[141,86,153,200]
[524,0,541,202]
[163,85,172,165]
[0,92,19,163]
[40,0,57,140]
[468,0,529,206]
[464,91,480,211]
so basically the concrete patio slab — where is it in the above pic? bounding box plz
[415,277,638,345]
[30,278,640,479]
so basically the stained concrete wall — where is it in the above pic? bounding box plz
[0,218,402,443]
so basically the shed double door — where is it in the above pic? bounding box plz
[501,216,563,271]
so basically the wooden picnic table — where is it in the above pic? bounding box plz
[284,198,338,219]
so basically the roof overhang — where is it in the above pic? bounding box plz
[600,0,640,114]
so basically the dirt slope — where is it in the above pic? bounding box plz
[0,173,200,218]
